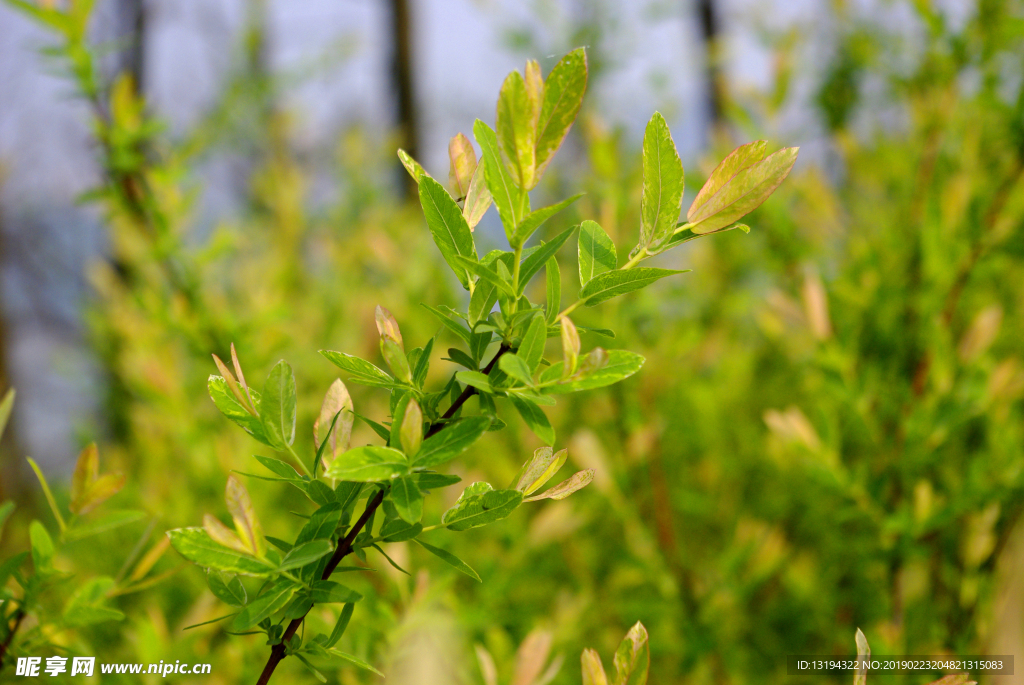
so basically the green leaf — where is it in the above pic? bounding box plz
[208,571,248,606]
[372,543,411,575]
[579,268,688,306]
[613,622,650,685]
[578,219,617,286]
[441,483,524,531]
[419,175,478,289]
[474,119,527,240]
[328,649,385,677]
[508,394,555,444]
[208,376,272,446]
[687,145,799,234]
[523,469,594,501]
[261,360,297,449]
[512,193,584,248]
[326,603,355,648]
[463,163,493,230]
[448,132,478,198]
[639,112,685,252]
[497,69,538,190]
[398,148,429,183]
[454,255,516,297]
[660,220,749,251]
[381,339,413,384]
[63,577,125,626]
[412,337,434,387]
[167,528,275,575]
[517,225,576,295]
[688,140,767,219]
[391,476,423,523]
[414,416,490,468]
[468,280,498,327]
[519,316,548,374]
[499,354,534,386]
[254,455,304,480]
[413,539,482,582]
[445,348,478,370]
[541,350,645,394]
[232,578,298,631]
[455,370,493,393]
[535,47,588,181]
[64,509,147,541]
[319,351,394,388]
[324,446,408,482]
[0,388,14,440]
[545,257,561,324]
[312,580,363,604]
[379,518,423,542]
[29,520,54,570]
[400,399,424,457]
[295,503,344,547]
[514,446,568,495]
[279,540,334,571]
[0,552,28,590]
[582,649,609,685]
[418,474,462,492]
[422,303,473,344]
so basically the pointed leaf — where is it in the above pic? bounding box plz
[208,571,248,606]
[167,528,275,575]
[413,416,490,468]
[279,540,333,571]
[420,174,478,290]
[582,649,609,685]
[320,351,394,388]
[474,119,527,240]
[295,503,344,545]
[524,469,594,501]
[688,146,799,234]
[381,338,413,384]
[379,518,423,542]
[497,69,538,189]
[613,622,649,685]
[535,48,588,181]
[328,649,385,677]
[499,354,534,386]
[854,628,870,685]
[512,193,584,248]
[413,538,482,581]
[578,220,617,286]
[519,316,548,373]
[204,514,249,554]
[449,132,478,198]
[546,257,561,324]
[209,376,272,445]
[226,476,266,557]
[261,360,297,449]
[312,580,362,604]
[508,395,556,444]
[688,140,767,216]
[512,629,554,685]
[454,255,516,297]
[391,476,423,523]
[518,225,577,295]
[514,447,567,494]
[64,509,146,541]
[442,482,524,531]
[561,317,580,376]
[541,350,645,394]
[324,446,408,482]
[70,443,99,513]
[400,399,424,457]
[232,578,298,631]
[326,603,355,647]
[639,112,685,251]
[579,268,688,306]
[374,305,404,350]
[463,163,493,230]
[29,520,54,570]
[398,148,429,183]
[314,379,353,468]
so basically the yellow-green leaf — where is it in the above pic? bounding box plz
[535,48,588,183]
[497,69,539,189]
[448,132,478,199]
[225,476,266,558]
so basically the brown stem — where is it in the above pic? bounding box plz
[425,343,510,438]
[255,489,385,685]
[0,609,26,672]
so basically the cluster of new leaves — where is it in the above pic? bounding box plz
[168,48,796,683]
[1,394,166,670]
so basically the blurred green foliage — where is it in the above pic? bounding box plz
[2,0,1023,684]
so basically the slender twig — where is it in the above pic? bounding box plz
[425,344,510,438]
[0,609,26,672]
[255,489,385,685]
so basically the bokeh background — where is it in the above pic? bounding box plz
[1,0,1023,683]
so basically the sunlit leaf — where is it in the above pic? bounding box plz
[449,132,478,199]
[578,220,617,286]
[442,482,524,531]
[582,649,609,685]
[475,119,528,240]
[579,268,688,306]
[541,350,645,394]
[524,469,594,502]
[514,447,568,495]
[497,68,539,189]
[261,360,297,450]
[534,47,587,182]
[226,475,266,558]
[561,317,580,376]
[325,446,408,482]
[398,148,429,183]
[391,476,423,523]
[639,112,684,252]
[419,175,479,289]
[612,622,649,685]
[167,528,274,575]
[413,416,490,468]
[314,379,353,469]
[320,351,395,388]
[413,538,482,582]
[512,193,584,248]
[231,578,298,631]
[209,376,272,445]
[278,540,333,571]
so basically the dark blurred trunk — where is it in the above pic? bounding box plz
[696,0,724,127]
[389,0,418,198]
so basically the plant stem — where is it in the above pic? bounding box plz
[425,344,510,438]
[0,608,25,672]
[255,489,385,685]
